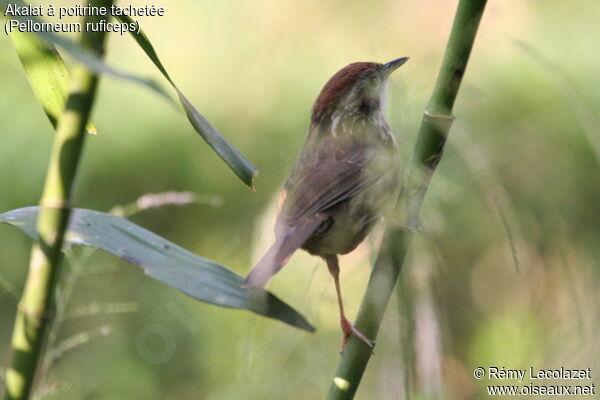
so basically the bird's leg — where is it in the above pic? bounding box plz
[325,255,374,353]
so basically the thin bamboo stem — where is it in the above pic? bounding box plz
[326,1,487,398]
[3,1,113,399]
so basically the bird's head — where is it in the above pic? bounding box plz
[311,57,409,126]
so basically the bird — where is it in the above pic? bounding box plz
[244,58,408,351]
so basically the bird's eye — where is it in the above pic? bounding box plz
[359,97,379,115]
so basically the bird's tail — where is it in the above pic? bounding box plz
[243,215,326,288]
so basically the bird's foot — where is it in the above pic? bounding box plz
[339,317,375,353]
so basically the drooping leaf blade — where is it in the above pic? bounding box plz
[113,15,174,84]
[115,14,259,189]
[8,30,97,134]
[176,89,258,189]
[2,0,258,188]
[0,207,315,332]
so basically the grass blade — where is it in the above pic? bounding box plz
[2,0,258,187]
[115,14,259,188]
[0,206,315,332]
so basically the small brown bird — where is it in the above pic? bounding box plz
[245,58,408,350]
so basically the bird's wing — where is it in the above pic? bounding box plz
[279,140,374,225]
[244,141,372,288]
[245,134,395,288]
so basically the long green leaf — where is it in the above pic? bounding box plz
[8,30,97,134]
[0,206,315,332]
[115,14,259,189]
[2,0,258,188]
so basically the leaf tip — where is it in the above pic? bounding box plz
[247,171,259,192]
[86,121,97,135]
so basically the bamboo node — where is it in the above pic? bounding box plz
[424,110,455,120]
[40,199,71,209]
[17,302,55,322]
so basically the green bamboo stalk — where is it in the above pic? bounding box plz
[326,0,487,398]
[4,1,114,399]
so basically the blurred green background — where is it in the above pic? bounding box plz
[1,0,599,398]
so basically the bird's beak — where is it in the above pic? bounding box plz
[382,57,409,76]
